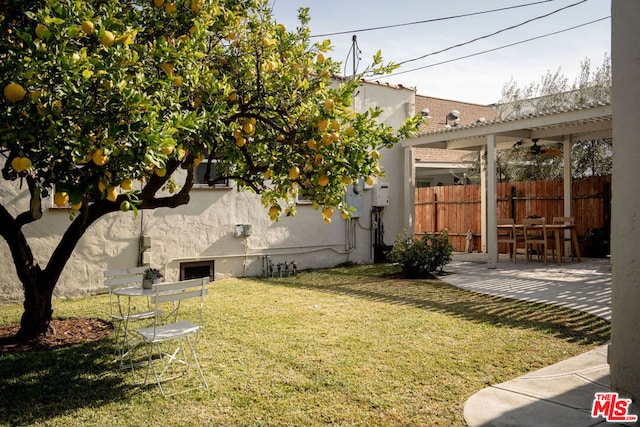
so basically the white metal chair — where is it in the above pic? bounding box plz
[104,266,155,365]
[134,277,209,397]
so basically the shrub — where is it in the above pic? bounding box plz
[387,230,454,278]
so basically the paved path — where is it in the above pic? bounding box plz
[438,254,636,427]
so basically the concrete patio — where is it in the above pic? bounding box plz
[438,253,636,427]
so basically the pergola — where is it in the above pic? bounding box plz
[402,102,612,268]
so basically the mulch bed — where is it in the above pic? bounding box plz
[0,318,113,354]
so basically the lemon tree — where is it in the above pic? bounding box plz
[0,0,420,341]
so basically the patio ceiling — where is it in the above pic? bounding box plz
[403,103,612,151]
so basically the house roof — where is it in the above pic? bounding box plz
[416,94,498,133]
[405,102,612,151]
[413,147,472,164]
[413,95,497,163]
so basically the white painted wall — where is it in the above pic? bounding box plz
[0,81,416,303]
[355,82,416,246]
[610,0,640,410]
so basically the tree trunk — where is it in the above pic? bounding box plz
[17,277,55,341]
[1,161,195,343]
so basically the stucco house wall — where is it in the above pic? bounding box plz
[0,80,416,304]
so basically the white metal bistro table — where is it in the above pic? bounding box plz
[113,285,157,380]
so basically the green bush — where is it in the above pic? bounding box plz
[387,230,454,278]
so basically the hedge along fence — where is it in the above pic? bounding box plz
[414,175,611,255]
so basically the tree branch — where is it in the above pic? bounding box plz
[0,202,41,287]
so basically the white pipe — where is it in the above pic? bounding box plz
[163,244,352,274]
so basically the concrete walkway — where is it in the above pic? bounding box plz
[439,253,637,427]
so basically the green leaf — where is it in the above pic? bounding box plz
[45,17,65,25]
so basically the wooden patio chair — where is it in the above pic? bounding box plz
[523,217,547,264]
[550,216,576,261]
[497,218,520,263]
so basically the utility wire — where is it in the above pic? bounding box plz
[310,0,558,38]
[396,0,587,66]
[378,16,610,78]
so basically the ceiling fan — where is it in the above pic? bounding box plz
[514,139,563,157]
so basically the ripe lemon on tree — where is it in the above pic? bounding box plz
[11,157,23,172]
[91,148,108,166]
[54,192,69,207]
[81,20,95,35]
[120,178,133,191]
[4,83,26,102]
[324,98,335,110]
[11,156,32,172]
[365,176,375,186]
[243,122,255,135]
[106,186,118,202]
[289,165,300,180]
[317,118,329,132]
[100,31,116,47]
[19,157,32,171]
[316,53,326,64]
[318,174,329,187]
[70,201,82,211]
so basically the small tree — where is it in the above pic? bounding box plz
[387,230,453,279]
[0,0,421,342]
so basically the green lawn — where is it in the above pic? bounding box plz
[0,264,610,426]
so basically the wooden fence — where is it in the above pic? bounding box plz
[414,175,611,256]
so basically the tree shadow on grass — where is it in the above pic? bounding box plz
[0,337,134,425]
[263,264,611,346]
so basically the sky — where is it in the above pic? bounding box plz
[270,0,611,105]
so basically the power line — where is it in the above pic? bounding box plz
[378,16,610,78]
[310,0,558,38]
[396,0,587,66]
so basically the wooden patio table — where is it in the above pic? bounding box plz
[497,223,581,265]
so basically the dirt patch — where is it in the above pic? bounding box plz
[0,318,113,354]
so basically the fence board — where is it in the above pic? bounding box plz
[414,175,611,254]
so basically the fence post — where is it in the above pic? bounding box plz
[432,192,438,232]
[510,186,516,220]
